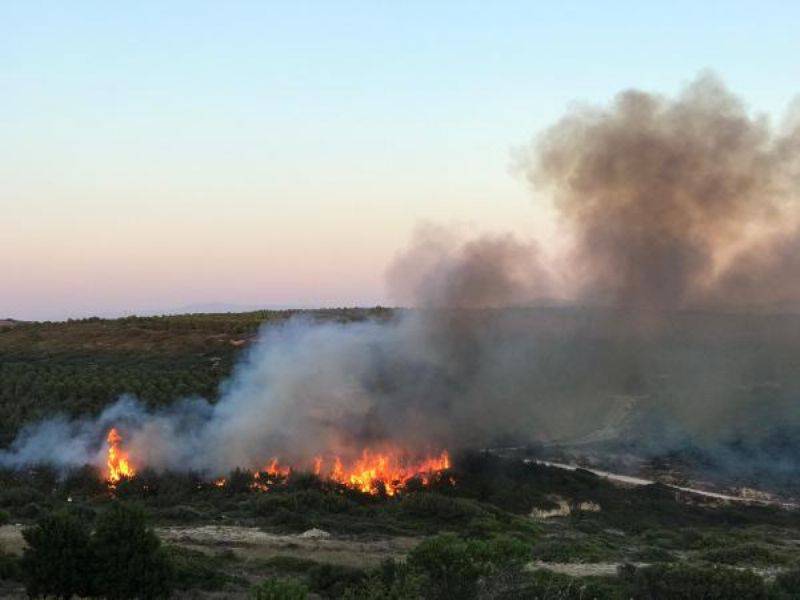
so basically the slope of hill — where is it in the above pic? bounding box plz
[0,308,390,445]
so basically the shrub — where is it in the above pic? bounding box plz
[700,543,790,566]
[515,569,630,600]
[340,559,425,600]
[407,534,529,600]
[157,504,205,522]
[772,566,800,598]
[20,510,95,599]
[251,577,308,599]
[532,538,617,563]
[268,507,312,531]
[631,563,766,599]
[261,555,321,574]
[407,534,481,599]
[0,550,22,582]
[0,509,8,526]
[0,486,43,509]
[399,493,486,523]
[168,545,233,591]
[91,502,174,599]
[307,563,366,597]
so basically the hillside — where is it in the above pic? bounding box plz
[0,308,390,445]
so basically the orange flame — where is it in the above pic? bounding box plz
[315,449,450,496]
[106,428,135,484]
[251,457,292,491]
[213,449,450,495]
[104,423,449,496]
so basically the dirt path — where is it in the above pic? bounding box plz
[528,459,797,509]
[1,523,420,568]
[158,524,420,567]
[528,560,629,577]
[0,524,24,555]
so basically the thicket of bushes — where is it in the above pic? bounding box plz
[19,503,173,599]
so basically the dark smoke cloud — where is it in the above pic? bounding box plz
[529,73,800,311]
[4,74,800,489]
[386,224,552,309]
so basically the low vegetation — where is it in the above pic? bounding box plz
[2,310,800,597]
[0,308,391,445]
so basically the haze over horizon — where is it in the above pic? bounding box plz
[3,2,800,321]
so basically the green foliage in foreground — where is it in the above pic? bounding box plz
[251,577,309,600]
[91,503,174,599]
[20,510,95,599]
[628,563,767,599]
[336,534,530,600]
[20,503,173,599]
[0,550,22,582]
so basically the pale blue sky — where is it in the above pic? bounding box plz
[3,2,799,319]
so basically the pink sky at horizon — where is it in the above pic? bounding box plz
[4,3,796,320]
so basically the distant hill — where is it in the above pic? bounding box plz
[0,307,391,445]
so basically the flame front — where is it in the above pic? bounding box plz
[103,424,448,496]
[106,428,135,484]
[316,449,450,496]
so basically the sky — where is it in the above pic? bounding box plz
[2,1,799,320]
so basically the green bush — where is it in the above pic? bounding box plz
[631,563,766,599]
[532,537,618,563]
[260,555,321,574]
[157,504,205,522]
[514,569,630,600]
[0,550,22,582]
[251,577,308,599]
[307,563,366,597]
[700,543,791,566]
[168,545,234,591]
[407,534,482,599]
[91,502,174,599]
[0,509,8,526]
[340,559,425,600]
[399,493,486,523]
[407,534,531,600]
[20,510,95,599]
[0,486,43,509]
[772,566,800,598]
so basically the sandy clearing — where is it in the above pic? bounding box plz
[1,523,421,568]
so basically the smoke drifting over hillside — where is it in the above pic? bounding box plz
[3,74,800,483]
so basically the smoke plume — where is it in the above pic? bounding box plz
[530,72,800,310]
[3,73,800,486]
